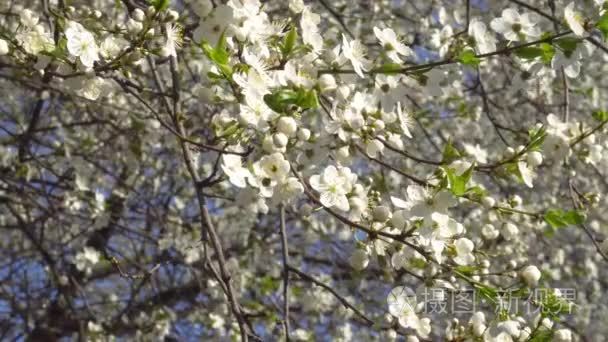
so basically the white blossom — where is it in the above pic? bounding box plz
[373,26,413,63]
[66,21,100,68]
[565,2,586,37]
[340,34,370,78]
[490,8,540,41]
[310,165,356,211]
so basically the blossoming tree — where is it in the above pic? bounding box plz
[1,0,608,340]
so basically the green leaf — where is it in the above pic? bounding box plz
[536,288,574,319]
[445,163,475,197]
[454,265,480,276]
[409,258,426,269]
[597,12,608,41]
[15,164,29,179]
[263,87,319,113]
[514,46,544,59]
[264,89,298,113]
[296,88,319,109]
[201,33,233,78]
[539,43,555,64]
[515,44,554,64]
[280,25,298,57]
[259,276,280,295]
[457,49,480,66]
[543,209,586,229]
[465,185,487,199]
[475,283,499,304]
[592,110,608,122]
[149,0,170,12]
[441,139,461,163]
[554,37,580,57]
[528,327,554,342]
[527,126,547,152]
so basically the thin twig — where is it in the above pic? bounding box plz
[287,265,375,326]
[279,205,290,340]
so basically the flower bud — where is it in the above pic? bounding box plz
[352,184,365,195]
[127,18,143,34]
[349,196,366,213]
[0,39,9,55]
[262,135,276,153]
[526,151,543,167]
[502,222,519,240]
[318,74,337,92]
[472,323,486,337]
[166,10,179,22]
[277,116,297,137]
[554,329,572,342]
[372,206,391,222]
[335,145,350,163]
[146,6,157,17]
[234,28,247,42]
[349,249,369,271]
[481,196,495,208]
[509,194,522,207]
[293,128,309,142]
[498,320,521,337]
[521,265,541,287]
[58,275,69,286]
[481,224,499,240]
[504,147,516,158]
[193,0,214,17]
[388,211,405,230]
[387,133,404,150]
[20,9,39,27]
[132,8,145,22]
[382,329,397,340]
[273,132,288,148]
[373,119,385,131]
[336,85,351,101]
[540,317,553,329]
[366,139,384,158]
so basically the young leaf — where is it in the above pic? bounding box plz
[457,49,480,66]
[543,209,586,229]
[280,25,298,57]
[201,33,233,78]
[441,139,461,163]
[554,37,580,57]
[149,0,170,12]
[592,110,608,122]
[527,126,547,152]
[597,12,608,41]
[515,44,554,64]
[446,163,475,197]
[514,46,543,59]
